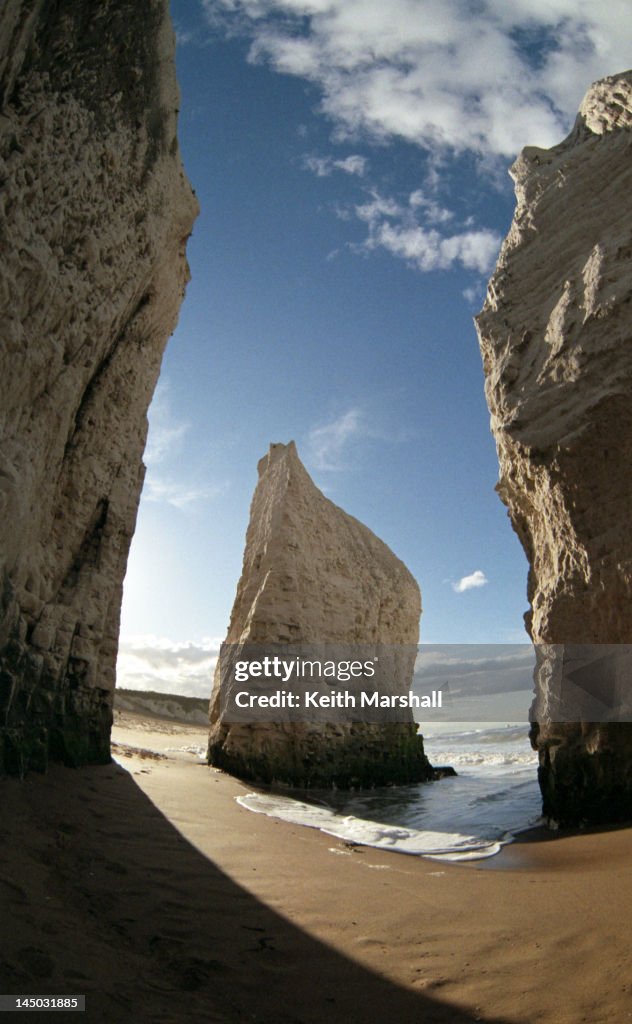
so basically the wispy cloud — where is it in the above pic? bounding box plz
[143,477,228,511]
[307,408,366,471]
[201,1,632,158]
[463,284,484,305]
[175,26,195,47]
[303,153,368,177]
[353,189,501,274]
[452,570,489,594]
[144,384,189,468]
[306,406,410,471]
[408,189,453,225]
[117,635,221,698]
[143,382,228,510]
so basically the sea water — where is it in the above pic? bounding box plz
[237,725,542,862]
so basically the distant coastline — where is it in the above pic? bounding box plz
[114,688,208,726]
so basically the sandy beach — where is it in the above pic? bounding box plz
[1,709,631,1024]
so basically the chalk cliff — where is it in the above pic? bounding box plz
[0,1,198,773]
[208,442,432,787]
[476,71,632,824]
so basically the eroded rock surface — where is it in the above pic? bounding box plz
[208,442,432,787]
[0,1,198,773]
[476,71,632,824]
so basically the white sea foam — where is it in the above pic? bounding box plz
[432,749,537,768]
[234,726,543,859]
[165,744,207,760]
[425,725,538,771]
[236,792,508,861]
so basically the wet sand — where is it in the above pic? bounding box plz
[0,711,630,1023]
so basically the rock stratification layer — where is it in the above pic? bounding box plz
[208,442,432,787]
[476,71,632,824]
[0,1,198,773]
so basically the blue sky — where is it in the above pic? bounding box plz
[117,0,632,695]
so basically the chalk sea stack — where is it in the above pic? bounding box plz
[477,71,632,824]
[0,1,197,774]
[208,442,432,787]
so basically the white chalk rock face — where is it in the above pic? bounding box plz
[476,71,632,824]
[208,442,432,787]
[0,0,198,773]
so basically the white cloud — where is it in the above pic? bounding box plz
[202,1,630,283]
[352,189,501,274]
[363,220,500,274]
[452,570,489,593]
[202,0,632,157]
[355,193,401,222]
[409,189,453,224]
[117,635,221,698]
[303,154,333,177]
[334,154,368,176]
[144,382,189,468]
[307,408,366,470]
[143,382,228,510]
[303,153,368,176]
[175,27,195,46]
[463,284,484,305]
[142,477,228,511]
[306,406,410,470]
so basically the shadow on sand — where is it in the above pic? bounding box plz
[0,761,513,1024]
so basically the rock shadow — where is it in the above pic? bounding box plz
[0,762,513,1024]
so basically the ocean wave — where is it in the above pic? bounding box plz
[165,744,207,759]
[426,725,531,745]
[236,792,510,861]
[429,750,538,768]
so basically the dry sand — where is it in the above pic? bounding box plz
[1,710,631,1023]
